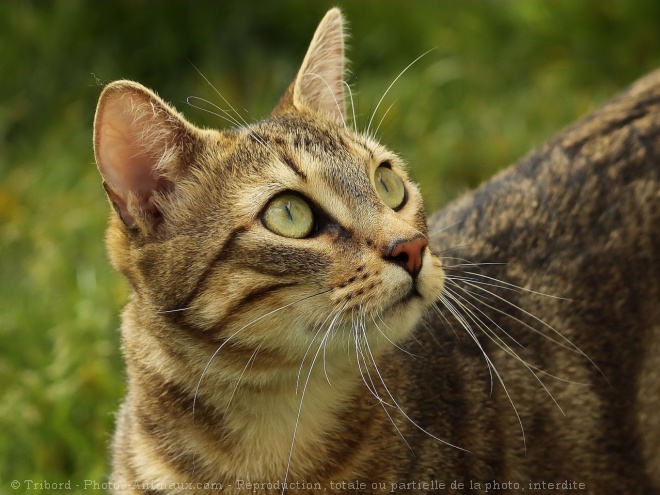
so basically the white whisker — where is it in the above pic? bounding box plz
[354,318,413,452]
[444,285,567,415]
[156,306,193,314]
[458,278,600,376]
[427,219,465,238]
[223,345,261,417]
[372,312,420,358]
[193,288,332,420]
[448,270,572,301]
[373,100,398,138]
[361,318,467,452]
[190,62,253,130]
[186,96,244,129]
[366,47,436,135]
[303,72,346,128]
[342,80,358,132]
[282,315,335,494]
[445,282,589,388]
[297,303,344,394]
[439,292,526,450]
[444,280,524,348]
[321,302,349,387]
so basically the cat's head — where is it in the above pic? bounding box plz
[93,9,444,363]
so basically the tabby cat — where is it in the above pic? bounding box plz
[93,8,660,495]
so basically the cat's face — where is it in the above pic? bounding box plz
[93,9,444,363]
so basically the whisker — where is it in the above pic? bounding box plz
[439,256,506,270]
[446,274,527,298]
[366,47,437,135]
[443,285,567,414]
[186,96,280,159]
[342,80,358,132]
[223,345,261,417]
[302,72,346,128]
[373,100,398,138]
[186,96,244,129]
[436,295,495,393]
[156,306,193,314]
[439,293,526,450]
[444,280,524,348]
[435,243,475,255]
[188,62,285,162]
[192,288,332,420]
[282,315,335,494]
[360,318,467,452]
[353,308,382,399]
[427,219,465,238]
[321,302,349,387]
[354,320,413,452]
[372,312,420,358]
[190,61,253,130]
[448,270,572,301]
[297,303,343,394]
[445,282,589,388]
[458,279,601,377]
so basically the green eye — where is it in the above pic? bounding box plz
[374,165,406,209]
[262,193,315,238]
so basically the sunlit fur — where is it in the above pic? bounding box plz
[95,9,447,492]
[95,8,660,495]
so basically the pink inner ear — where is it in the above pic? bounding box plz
[96,92,165,223]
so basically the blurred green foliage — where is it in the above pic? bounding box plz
[2,1,660,492]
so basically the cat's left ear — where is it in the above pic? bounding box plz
[93,80,201,232]
[273,8,346,123]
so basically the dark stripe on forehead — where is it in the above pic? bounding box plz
[252,131,307,180]
[283,120,345,156]
[279,150,307,180]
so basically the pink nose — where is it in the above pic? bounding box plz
[388,236,428,277]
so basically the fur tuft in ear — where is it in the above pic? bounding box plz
[93,80,198,231]
[273,8,347,123]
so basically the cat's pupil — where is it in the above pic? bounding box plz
[379,175,390,193]
[262,193,315,239]
[374,165,406,210]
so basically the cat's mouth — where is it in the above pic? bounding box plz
[388,265,444,312]
[392,284,424,309]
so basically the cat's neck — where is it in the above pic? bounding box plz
[119,300,384,485]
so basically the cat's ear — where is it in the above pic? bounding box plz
[273,8,346,123]
[93,80,199,232]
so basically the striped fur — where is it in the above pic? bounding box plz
[94,8,660,495]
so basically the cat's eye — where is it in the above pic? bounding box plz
[374,164,406,210]
[262,193,315,238]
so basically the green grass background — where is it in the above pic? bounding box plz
[2,1,660,493]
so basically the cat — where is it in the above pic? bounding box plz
[93,8,660,495]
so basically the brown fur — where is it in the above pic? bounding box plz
[94,8,660,495]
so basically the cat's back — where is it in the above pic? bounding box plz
[402,69,660,492]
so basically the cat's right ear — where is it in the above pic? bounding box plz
[93,81,199,233]
[272,8,347,123]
